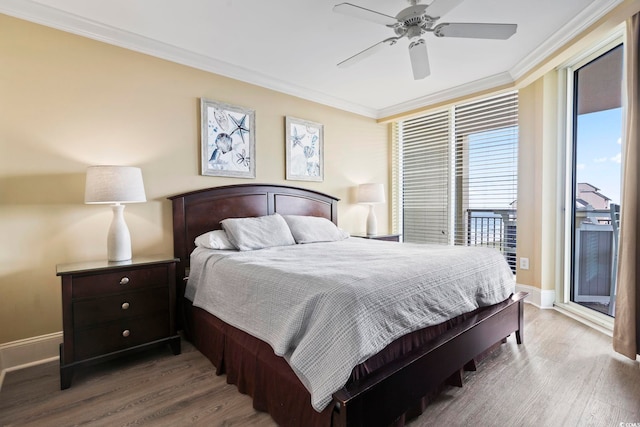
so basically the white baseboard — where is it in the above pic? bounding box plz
[0,332,62,391]
[515,283,556,309]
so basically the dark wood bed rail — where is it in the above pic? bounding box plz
[332,292,527,427]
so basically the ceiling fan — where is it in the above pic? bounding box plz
[333,0,517,80]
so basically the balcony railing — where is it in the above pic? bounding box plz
[573,207,619,316]
[464,206,618,317]
[466,209,517,272]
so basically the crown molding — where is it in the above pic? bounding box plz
[0,0,378,118]
[509,0,624,80]
[0,0,623,120]
[378,0,623,119]
[376,72,515,119]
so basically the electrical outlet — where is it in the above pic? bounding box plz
[519,257,529,270]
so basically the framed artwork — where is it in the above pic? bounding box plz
[201,98,256,178]
[285,116,324,182]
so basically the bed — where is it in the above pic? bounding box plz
[169,183,526,427]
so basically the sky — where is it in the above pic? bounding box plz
[575,107,623,205]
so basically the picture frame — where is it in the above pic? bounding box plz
[201,98,256,178]
[285,116,324,182]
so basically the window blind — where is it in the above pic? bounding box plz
[401,109,451,244]
[398,91,518,271]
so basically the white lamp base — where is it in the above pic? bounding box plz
[366,204,378,236]
[107,204,132,262]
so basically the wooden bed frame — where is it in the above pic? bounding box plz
[169,183,527,427]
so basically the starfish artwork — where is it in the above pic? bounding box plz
[290,127,305,148]
[286,116,323,182]
[229,113,250,145]
[201,99,255,178]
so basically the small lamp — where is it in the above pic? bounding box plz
[84,165,147,262]
[357,183,385,236]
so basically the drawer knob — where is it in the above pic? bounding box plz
[119,277,130,285]
[121,302,130,310]
[122,329,130,337]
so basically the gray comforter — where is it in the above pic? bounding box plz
[186,238,515,411]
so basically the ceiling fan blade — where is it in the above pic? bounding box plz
[333,3,397,26]
[433,23,517,39]
[408,39,430,80]
[338,37,399,68]
[424,0,465,18]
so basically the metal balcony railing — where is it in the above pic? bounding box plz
[466,209,517,272]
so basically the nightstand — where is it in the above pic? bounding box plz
[351,233,401,242]
[56,256,181,389]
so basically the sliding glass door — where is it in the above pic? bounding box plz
[569,43,623,317]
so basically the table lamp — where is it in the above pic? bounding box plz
[357,183,385,236]
[84,165,147,261]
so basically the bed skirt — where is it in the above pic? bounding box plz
[184,299,504,427]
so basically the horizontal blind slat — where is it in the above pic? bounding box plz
[398,91,518,272]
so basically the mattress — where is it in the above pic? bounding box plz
[186,238,515,410]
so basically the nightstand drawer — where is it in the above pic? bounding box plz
[57,256,180,389]
[73,288,168,328]
[74,312,170,360]
[72,266,168,298]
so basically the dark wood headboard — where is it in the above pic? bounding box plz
[168,184,339,285]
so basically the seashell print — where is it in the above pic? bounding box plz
[211,158,229,170]
[236,149,250,168]
[215,133,233,153]
[303,145,315,159]
[306,161,320,176]
[213,108,229,131]
[306,125,318,134]
[209,148,221,162]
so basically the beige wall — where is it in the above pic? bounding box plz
[4,0,640,344]
[515,80,542,287]
[516,73,559,292]
[0,15,389,344]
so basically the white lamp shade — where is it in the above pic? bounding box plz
[85,166,146,204]
[357,183,385,204]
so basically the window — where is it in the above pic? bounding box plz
[396,92,518,270]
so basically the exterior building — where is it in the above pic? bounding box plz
[577,182,611,209]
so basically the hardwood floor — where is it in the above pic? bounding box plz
[407,305,640,426]
[0,343,276,426]
[1,305,639,426]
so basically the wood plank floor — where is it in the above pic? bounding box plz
[1,305,639,426]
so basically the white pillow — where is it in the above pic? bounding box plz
[282,215,350,244]
[194,229,236,250]
[221,213,296,251]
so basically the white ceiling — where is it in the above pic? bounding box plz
[0,0,623,118]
